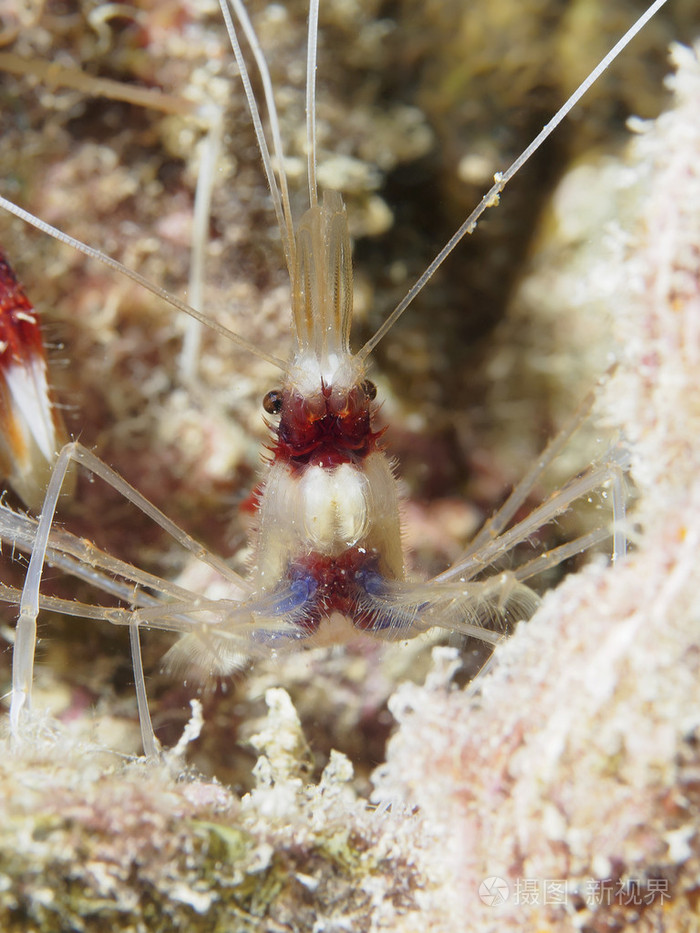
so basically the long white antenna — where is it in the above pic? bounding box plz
[0,194,289,372]
[358,0,670,361]
[220,0,297,278]
[306,0,320,209]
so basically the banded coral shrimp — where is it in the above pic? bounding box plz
[0,0,685,784]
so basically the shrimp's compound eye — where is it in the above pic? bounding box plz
[263,389,284,415]
[361,379,377,401]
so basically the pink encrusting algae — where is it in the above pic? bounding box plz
[373,40,700,932]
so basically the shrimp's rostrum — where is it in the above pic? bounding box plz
[0,0,680,766]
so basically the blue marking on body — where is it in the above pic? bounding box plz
[271,572,317,615]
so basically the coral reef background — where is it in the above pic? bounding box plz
[0,2,698,930]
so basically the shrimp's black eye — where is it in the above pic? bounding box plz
[263,389,284,414]
[361,379,377,401]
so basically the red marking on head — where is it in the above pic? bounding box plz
[273,382,382,467]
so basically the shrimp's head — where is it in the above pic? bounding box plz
[268,376,379,468]
[250,190,406,642]
[267,188,382,469]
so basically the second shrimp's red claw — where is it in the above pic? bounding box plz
[0,249,68,509]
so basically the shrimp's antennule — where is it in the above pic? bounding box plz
[220,0,296,278]
[292,191,353,365]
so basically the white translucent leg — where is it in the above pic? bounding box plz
[513,527,610,582]
[434,424,629,586]
[457,391,596,565]
[610,462,628,563]
[70,443,248,585]
[433,458,617,585]
[0,506,226,607]
[397,450,629,688]
[10,442,74,738]
[8,439,252,744]
[129,621,160,759]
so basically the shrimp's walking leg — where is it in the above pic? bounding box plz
[434,382,629,588]
[610,464,628,564]
[10,443,158,757]
[10,440,251,750]
[129,621,159,758]
[11,442,75,739]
